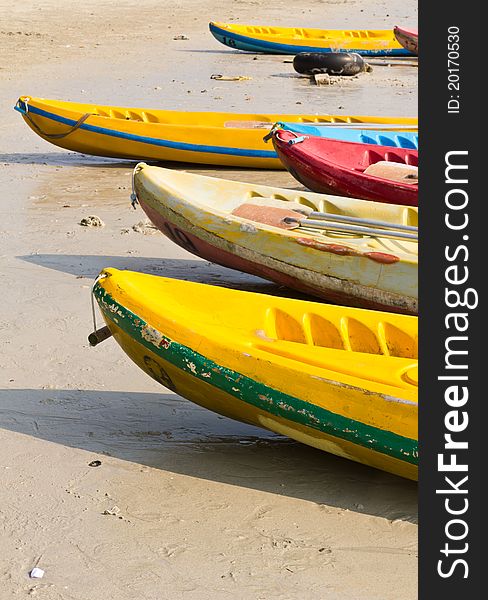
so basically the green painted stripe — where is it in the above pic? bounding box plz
[94,284,418,465]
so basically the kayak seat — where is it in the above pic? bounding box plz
[262,307,418,359]
[364,161,418,183]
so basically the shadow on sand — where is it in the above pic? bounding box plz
[0,152,136,168]
[0,152,260,171]
[0,153,301,182]
[0,388,417,522]
[18,253,313,299]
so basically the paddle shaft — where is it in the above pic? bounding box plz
[300,123,418,130]
[308,211,418,232]
[285,217,418,240]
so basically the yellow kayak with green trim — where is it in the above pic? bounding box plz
[15,96,418,168]
[92,269,418,479]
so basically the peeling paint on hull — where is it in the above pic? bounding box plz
[133,166,418,315]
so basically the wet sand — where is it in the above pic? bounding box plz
[1,1,418,598]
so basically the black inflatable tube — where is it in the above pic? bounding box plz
[293,52,368,76]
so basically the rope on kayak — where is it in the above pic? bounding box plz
[287,135,307,145]
[273,129,308,145]
[130,163,146,209]
[262,122,283,142]
[90,272,108,334]
[263,125,308,145]
[21,97,93,139]
[88,272,114,347]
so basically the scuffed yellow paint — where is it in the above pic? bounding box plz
[135,166,418,313]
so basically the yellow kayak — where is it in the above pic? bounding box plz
[133,164,418,314]
[209,22,412,56]
[15,96,418,168]
[92,269,418,479]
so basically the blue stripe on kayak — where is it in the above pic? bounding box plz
[278,122,419,149]
[209,23,412,57]
[14,103,278,159]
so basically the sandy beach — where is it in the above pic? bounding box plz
[1,1,418,598]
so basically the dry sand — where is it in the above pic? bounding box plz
[0,1,418,598]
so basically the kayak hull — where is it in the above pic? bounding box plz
[15,96,417,169]
[93,270,418,479]
[273,131,418,205]
[394,26,418,55]
[210,22,412,56]
[134,165,418,314]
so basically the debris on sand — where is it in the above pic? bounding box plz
[80,215,104,227]
[132,219,159,235]
[313,73,366,86]
[102,506,121,516]
[210,74,252,82]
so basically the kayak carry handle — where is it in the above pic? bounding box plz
[88,326,113,347]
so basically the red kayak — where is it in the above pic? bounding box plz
[272,130,418,206]
[393,26,418,55]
